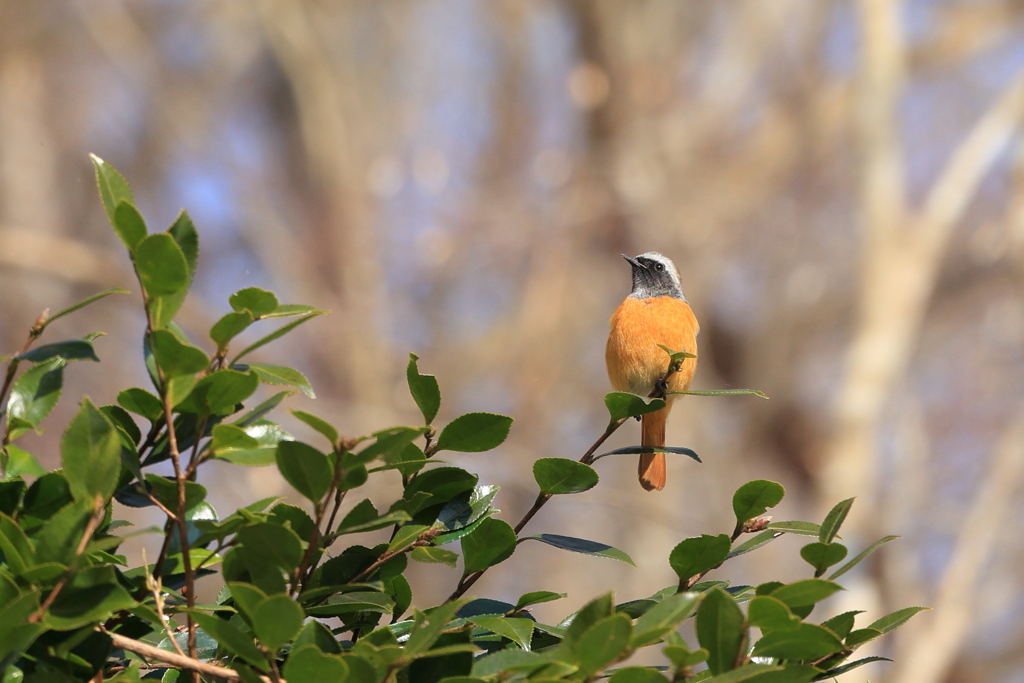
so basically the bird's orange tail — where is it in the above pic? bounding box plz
[639,408,668,491]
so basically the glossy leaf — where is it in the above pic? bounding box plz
[134,234,188,297]
[214,419,290,467]
[695,588,746,676]
[276,440,332,503]
[210,311,253,349]
[522,534,634,566]
[731,480,785,533]
[179,369,259,416]
[44,565,137,630]
[829,535,899,580]
[60,398,121,501]
[461,518,517,573]
[6,359,63,436]
[283,645,349,683]
[116,387,163,422]
[2,445,46,478]
[113,200,146,252]
[746,596,800,633]
[404,599,467,656]
[765,521,821,537]
[241,363,314,398]
[43,287,130,330]
[149,330,207,377]
[189,610,267,670]
[576,613,632,676]
[230,287,279,318]
[411,546,459,568]
[407,353,441,424]
[514,590,566,611]
[821,611,861,640]
[290,409,338,446]
[18,340,99,363]
[800,542,848,577]
[231,312,323,364]
[608,667,672,683]
[435,412,513,453]
[727,531,783,559]
[752,622,845,660]
[237,523,303,572]
[533,458,599,495]
[252,594,304,651]
[867,606,929,634]
[670,534,730,585]
[605,392,666,422]
[769,580,843,613]
[631,592,702,647]
[590,445,701,464]
[470,616,534,650]
[819,498,854,544]
[91,154,134,227]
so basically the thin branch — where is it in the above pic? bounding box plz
[104,630,274,683]
[142,549,187,658]
[0,309,49,449]
[30,496,104,622]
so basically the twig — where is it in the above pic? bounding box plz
[104,630,276,683]
[142,549,187,658]
[350,530,440,585]
[447,359,685,602]
[29,496,104,622]
[0,310,49,449]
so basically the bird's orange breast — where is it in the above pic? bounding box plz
[606,296,698,397]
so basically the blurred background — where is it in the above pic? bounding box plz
[2,0,1023,680]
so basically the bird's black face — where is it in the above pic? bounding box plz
[623,253,684,300]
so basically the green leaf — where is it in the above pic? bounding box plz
[230,288,279,318]
[521,534,634,566]
[533,458,599,495]
[276,441,332,503]
[116,387,163,422]
[670,534,731,585]
[351,426,427,467]
[435,412,513,453]
[821,611,861,640]
[746,596,800,633]
[819,498,854,544]
[189,611,267,671]
[168,210,199,275]
[821,657,891,679]
[113,200,147,252]
[212,423,260,452]
[252,594,304,652]
[179,369,260,416]
[149,330,208,377]
[731,480,785,534]
[18,340,99,363]
[700,664,784,682]
[283,645,349,683]
[42,287,130,330]
[304,591,395,617]
[407,353,441,425]
[867,606,929,634]
[576,613,632,676]
[290,409,338,446]
[60,398,121,501]
[6,358,63,435]
[608,667,672,683]
[403,466,478,508]
[44,565,137,630]
[145,475,207,513]
[336,509,412,536]
[228,582,268,619]
[91,154,134,228]
[727,531,783,559]
[695,588,746,676]
[0,512,35,574]
[268,503,316,540]
[293,619,342,654]
[262,304,326,319]
[2,446,46,478]
[214,420,291,467]
[235,391,294,427]
[590,445,701,464]
[237,522,303,572]
[800,542,848,577]
[631,592,702,647]
[769,580,843,614]
[765,521,821,537]
[514,591,566,611]
[241,363,315,398]
[669,389,768,399]
[210,311,253,350]
[469,616,534,650]
[752,622,844,660]
[388,524,430,553]
[231,312,324,365]
[402,600,469,658]
[845,627,882,647]
[411,546,459,568]
[605,392,666,422]
[134,233,188,297]
[829,535,900,580]
[461,518,517,573]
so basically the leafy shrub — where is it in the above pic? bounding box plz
[0,156,924,682]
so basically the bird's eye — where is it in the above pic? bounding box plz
[655,263,665,272]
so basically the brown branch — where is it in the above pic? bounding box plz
[0,309,49,449]
[105,630,276,683]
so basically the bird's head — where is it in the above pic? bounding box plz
[623,252,685,300]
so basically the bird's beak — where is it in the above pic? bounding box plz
[622,254,646,269]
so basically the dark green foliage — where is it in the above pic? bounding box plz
[0,156,923,682]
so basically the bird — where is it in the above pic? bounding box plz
[606,252,699,491]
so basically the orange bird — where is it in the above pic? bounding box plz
[606,252,699,491]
